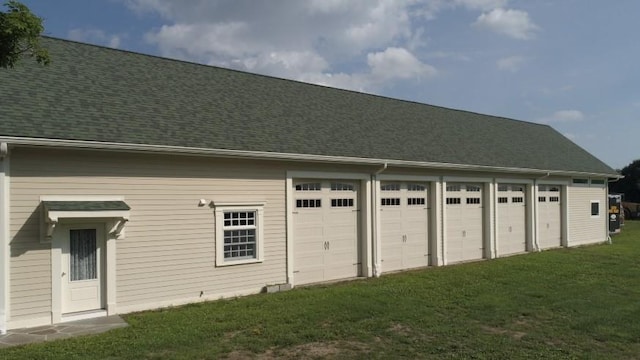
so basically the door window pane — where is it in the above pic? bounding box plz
[70,229,97,281]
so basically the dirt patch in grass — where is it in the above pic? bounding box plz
[481,325,527,340]
[223,341,371,359]
[389,323,412,336]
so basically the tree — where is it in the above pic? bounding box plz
[609,159,640,203]
[0,0,49,69]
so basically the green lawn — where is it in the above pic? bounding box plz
[4,222,640,359]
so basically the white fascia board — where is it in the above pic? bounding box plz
[0,136,620,178]
[47,210,130,222]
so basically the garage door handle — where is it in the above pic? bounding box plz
[509,226,512,233]
[462,230,466,237]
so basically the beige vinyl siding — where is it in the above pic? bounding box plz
[9,148,292,324]
[568,184,607,246]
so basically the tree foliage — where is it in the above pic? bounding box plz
[0,0,49,68]
[609,159,640,202]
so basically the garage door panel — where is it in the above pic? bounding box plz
[538,186,562,249]
[293,179,360,285]
[497,184,528,256]
[446,183,484,263]
[380,181,430,272]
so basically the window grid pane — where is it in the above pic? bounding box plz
[223,229,256,259]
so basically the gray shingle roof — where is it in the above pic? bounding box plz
[43,201,131,212]
[0,37,616,176]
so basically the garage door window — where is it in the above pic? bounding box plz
[466,198,481,204]
[447,185,461,192]
[382,198,400,206]
[408,197,425,206]
[446,197,461,205]
[296,183,321,191]
[408,184,426,192]
[381,183,400,191]
[466,185,481,192]
[331,183,354,191]
[214,203,265,266]
[498,197,508,203]
[332,198,354,207]
[297,199,321,208]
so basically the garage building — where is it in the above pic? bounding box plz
[0,38,617,332]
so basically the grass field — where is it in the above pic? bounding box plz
[3,222,640,359]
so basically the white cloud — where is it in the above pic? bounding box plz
[473,8,539,40]
[454,0,508,11]
[68,28,124,49]
[125,0,446,92]
[539,110,585,123]
[497,55,525,72]
[368,47,437,81]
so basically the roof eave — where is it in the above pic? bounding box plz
[0,136,620,178]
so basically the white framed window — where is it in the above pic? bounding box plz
[591,201,600,217]
[214,202,265,266]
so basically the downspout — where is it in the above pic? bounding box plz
[0,142,9,334]
[371,162,388,277]
[532,172,551,251]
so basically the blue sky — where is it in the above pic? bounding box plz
[19,0,639,170]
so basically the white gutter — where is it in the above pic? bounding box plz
[0,136,620,179]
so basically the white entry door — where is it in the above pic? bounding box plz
[61,225,105,313]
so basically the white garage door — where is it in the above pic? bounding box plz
[446,183,484,263]
[538,185,562,249]
[380,182,430,273]
[292,180,360,285]
[496,184,527,256]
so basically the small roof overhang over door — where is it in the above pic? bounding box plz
[42,200,131,241]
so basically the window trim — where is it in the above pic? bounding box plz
[590,200,600,218]
[213,201,266,266]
